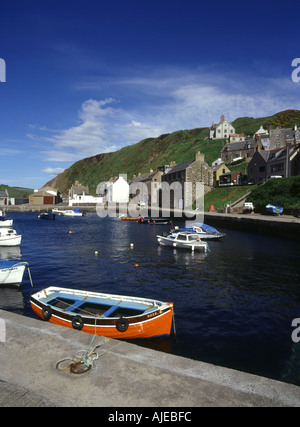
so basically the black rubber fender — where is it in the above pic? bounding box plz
[116,316,129,332]
[42,305,52,321]
[72,315,84,331]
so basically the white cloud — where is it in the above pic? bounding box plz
[42,167,65,176]
[31,67,300,174]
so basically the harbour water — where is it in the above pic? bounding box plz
[1,211,300,387]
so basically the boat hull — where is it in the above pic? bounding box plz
[0,220,13,227]
[30,287,174,340]
[157,235,208,251]
[0,262,26,285]
[0,235,22,246]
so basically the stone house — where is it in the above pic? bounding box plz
[161,151,213,209]
[269,126,300,149]
[209,114,235,140]
[221,139,263,164]
[130,170,163,206]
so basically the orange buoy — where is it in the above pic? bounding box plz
[135,264,139,268]
[209,205,216,211]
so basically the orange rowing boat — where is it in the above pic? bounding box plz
[30,287,174,339]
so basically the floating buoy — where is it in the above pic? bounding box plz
[69,231,73,234]
[95,251,98,255]
[130,243,134,249]
[135,264,139,268]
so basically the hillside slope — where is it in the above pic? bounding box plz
[45,109,300,194]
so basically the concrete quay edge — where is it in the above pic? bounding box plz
[0,309,299,407]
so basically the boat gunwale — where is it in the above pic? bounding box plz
[30,287,173,325]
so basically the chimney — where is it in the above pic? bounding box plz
[195,151,204,162]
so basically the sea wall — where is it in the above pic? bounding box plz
[4,204,300,241]
[204,211,300,241]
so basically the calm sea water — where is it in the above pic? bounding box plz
[1,211,300,386]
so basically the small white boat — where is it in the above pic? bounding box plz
[0,261,28,286]
[62,208,84,217]
[157,232,208,251]
[0,228,22,246]
[52,208,65,214]
[0,210,13,227]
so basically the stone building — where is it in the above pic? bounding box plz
[221,139,263,164]
[269,126,300,149]
[161,151,213,209]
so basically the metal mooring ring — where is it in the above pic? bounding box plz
[69,360,92,375]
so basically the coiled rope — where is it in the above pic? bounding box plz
[56,332,122,376]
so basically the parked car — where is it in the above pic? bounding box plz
[243,202,254,213]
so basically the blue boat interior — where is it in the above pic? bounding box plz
[0,261,17,269]
[45,292,153,318]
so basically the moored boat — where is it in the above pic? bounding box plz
[30,286,174,339]
[38,212,56,220]
[171,222,225,240]
[0,261,28,286]
[0,210,13,227]
[157,231,208,251]
[0,228,22,246]
[62,208,84,216]
[120,216,140,221]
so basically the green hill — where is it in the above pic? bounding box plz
[0,184,33,198]
[45,109,300,194]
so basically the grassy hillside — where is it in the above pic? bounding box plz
[0,184,33,198]
[233,109,300,136]
[45,109,300,195]
[47,128,225,194]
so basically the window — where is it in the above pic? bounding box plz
[271,163,284,172]
[259,166,265,172]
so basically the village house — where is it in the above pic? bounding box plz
[247,144,300,184]
[212,163,231,187]
[221,139,263,164]
[130,169,163,206]
[269,125,300,149]
[219,170,247,186]
[161,151,213,209]
[209,114,235,140]
[68,181,102,206]
[97,175,129,204]
[229,134,245,143]
[29,186,61,205]
[0,189,8,206]
[254,126,270,150]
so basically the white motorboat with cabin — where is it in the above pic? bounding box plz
[0,228,22,246]
[157,231,208,251]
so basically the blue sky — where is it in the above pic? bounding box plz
[1,0,300,189]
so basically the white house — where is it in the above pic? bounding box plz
[209,115,235,140]
[97,175,130,204]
